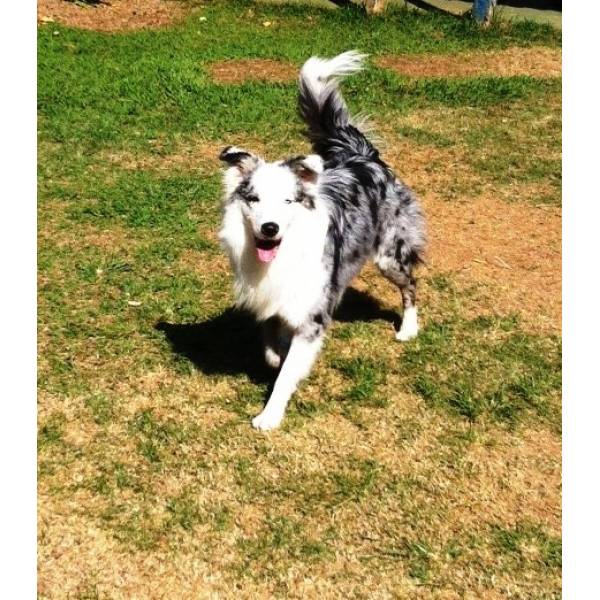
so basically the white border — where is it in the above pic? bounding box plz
[0,1,590,598]
[563,2,600,599]
[0,1,37,597]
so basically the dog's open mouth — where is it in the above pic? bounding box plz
[255,237,282,263]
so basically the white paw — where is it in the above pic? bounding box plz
[264,347,281,369]
[252,409,284,431]
[396,306,418,342]
[396,326,418,342]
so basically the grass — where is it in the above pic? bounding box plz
[332,356,389,408]
[38,1,561,598]
[492,522,562,571]
[400,314,561,428]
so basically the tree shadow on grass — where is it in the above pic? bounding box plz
[156,287,399,384]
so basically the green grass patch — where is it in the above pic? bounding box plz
[385,74,560,108]
[85,393,115,425]
[492,522,562,570]
[130,409,200,466]
[236,515,332,580]
[38,413,66,450]
[329,458,381,505]
[38,0,560,152]
[332,356,389,408]
[165,491,203,532]
[400,315,561,427]
[66,171,221,231]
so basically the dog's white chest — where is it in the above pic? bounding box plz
[236,250,327,327]
[219,202,329,329]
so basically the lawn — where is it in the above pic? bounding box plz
[38,1,562,597]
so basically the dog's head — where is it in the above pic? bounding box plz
[219,146,323,264]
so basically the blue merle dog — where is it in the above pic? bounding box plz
[218,51,426,430]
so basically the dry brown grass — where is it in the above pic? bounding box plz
[448,427,561,532]
[97,136,280,175]
[39,381,561,598]
[208,59,298,84]
[100,141,223,174]
[376,47,562,79]
[37,0,189,32]
[206,47,561,86]
[37,509,228,599]
[376,129,561,333]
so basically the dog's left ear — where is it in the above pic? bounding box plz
[286,154,324,185]
[219,146,261,175]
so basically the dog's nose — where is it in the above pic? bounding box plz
[261,222,279,238]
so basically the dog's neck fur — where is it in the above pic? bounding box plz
[219,196,330,329]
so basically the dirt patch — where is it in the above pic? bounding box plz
[37,0,188,32]
[208,59,298,84]
[99,137,274,173]
[101,142,222,174]
[357,190,561,333]
[208,48,561,85]
[380,134,478,198]
[423,194,561,331]
[376,47,561,79]
[354,205,561,335]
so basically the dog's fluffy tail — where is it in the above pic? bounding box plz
[298,50,377,163]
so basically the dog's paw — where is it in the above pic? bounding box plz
[396,327,418,342]
[252,409,284,431]
[396,307,418,342]
[264,347,281,369]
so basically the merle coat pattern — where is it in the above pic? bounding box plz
[218,51,426,430]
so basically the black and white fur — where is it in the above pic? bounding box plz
[218,51,426,430]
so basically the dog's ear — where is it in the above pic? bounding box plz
[219,146,261,175]
[220,147,263,197]
[286,154,324,185]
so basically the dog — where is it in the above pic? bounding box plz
[218,51,426,430]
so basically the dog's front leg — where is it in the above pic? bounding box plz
[252,332,323,431]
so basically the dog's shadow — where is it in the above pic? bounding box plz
[156,287,399,384]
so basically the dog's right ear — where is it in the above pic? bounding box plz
[219,146,261,175]
[220,146,262,197]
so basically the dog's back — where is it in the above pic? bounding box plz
[297,52,426,329]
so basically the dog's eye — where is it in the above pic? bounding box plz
[284,198,293,204]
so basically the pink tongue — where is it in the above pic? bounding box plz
[257,246,279,263]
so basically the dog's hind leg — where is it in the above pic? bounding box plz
[375,252,419,342]
[252,323,325,431]
[396,276,418,342]
[261,317,293,369]
[262,319,282,369]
